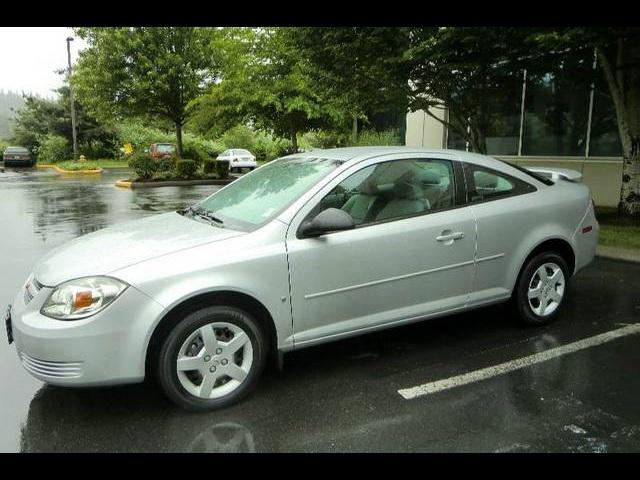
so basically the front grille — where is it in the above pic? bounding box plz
[20,352,83,379]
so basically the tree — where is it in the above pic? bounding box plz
[291,27,411,141]
[11,85,117,158]
[404,27,543,154]
[73,27,219,157]
[190,28,340,152]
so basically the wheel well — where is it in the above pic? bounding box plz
[144,291,278,377]
[515,238,576,290]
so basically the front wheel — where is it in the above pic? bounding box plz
[512,252,570,326]
[157,306,268,411]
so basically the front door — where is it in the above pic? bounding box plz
[285,155,477,348]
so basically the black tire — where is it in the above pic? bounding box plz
[157,306,268,412]
[512,251,570,326]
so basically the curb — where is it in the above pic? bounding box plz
[596,245,640,264]
[37,164,104,175]
[115,178,235,189]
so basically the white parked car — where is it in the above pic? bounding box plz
[5,147,598,411]
[217,149,257,173]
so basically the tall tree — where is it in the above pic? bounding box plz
[190,28,338,152]
[291,27,411,141]
[11,85,117,156]
[73,27,219,157]
[405,27,540,154]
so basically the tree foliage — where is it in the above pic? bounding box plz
[11,85,117,159]
[73,27,219,156]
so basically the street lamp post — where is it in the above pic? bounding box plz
[66,36,78,161]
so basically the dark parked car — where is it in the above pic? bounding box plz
[3,146,33,167]
[149,143,175,160]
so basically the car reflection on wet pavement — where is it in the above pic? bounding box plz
[2,167,640,452]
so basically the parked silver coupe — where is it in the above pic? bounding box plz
[6,147,598,410]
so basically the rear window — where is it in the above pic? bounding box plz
[234,149,251,155]
[156,144,174,153]
[4,147,29,154]
[500,160,554,186]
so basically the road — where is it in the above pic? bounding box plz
[1,167,639,452]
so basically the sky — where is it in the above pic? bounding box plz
[0,27,87,99]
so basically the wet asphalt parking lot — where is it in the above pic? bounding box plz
[1,166,639,452]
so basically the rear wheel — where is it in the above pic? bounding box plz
[157,306,268,411]
[513,252,569,326]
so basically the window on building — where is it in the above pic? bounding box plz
[521,58,592,156]
[588,82,623,157]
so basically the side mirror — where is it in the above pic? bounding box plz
[299,208,355,238]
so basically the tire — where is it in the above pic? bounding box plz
[157,306,268,411]
[512,252,570,326]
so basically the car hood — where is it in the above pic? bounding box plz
[34,212,243,287]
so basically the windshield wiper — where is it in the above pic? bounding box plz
[178,205,225,226]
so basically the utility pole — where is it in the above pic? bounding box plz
[66,36,78,161]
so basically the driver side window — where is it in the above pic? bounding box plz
[316,158,456,227]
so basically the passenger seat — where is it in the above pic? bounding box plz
[374,181,425,222]
[341,179,378,225]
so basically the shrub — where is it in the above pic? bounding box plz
[348,129,402,147]
[156,155,176,173]
[220,125,256,151]
[36,133,71,163]
[175,159,197,178]
[216,160,230,178]
[301,130,348,150]
[203,158,217,175]
[181,143,209,166]
[151,170,176,181]
[128,152,157,180]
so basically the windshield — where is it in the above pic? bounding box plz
[195,156,342,231]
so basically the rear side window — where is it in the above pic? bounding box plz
[463,163,536,204]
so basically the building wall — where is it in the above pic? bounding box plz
[405,109,623,208]
[405,108,446,149]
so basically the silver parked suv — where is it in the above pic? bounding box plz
[6,147,598,411]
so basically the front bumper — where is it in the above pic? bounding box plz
[9,281,166,387]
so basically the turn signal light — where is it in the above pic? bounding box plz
[73,290,94,309]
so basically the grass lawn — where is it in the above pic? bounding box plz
[595,207,640,250]
[57,158,130,169]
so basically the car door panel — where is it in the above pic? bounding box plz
[285,155,477,348]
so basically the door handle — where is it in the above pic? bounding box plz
[436,231,465,242]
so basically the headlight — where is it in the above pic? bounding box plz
[41,276,128,320]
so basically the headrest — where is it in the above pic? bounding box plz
[419,169,441,185]
[393,181,423,200]
[474,171,497,189]
[360,178,379,195]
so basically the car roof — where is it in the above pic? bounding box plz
[283,146,497,167]
[281,146,542,185]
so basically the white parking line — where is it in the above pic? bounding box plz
[398,323,640,400]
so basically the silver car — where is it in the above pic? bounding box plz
[6,147,599,411]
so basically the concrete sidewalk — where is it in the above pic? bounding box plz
[596,245,640,263]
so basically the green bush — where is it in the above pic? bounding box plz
[36,133,71,163]
[301,130,348,150]
[203,158,217,175]
[181,143,209,165]
[175,159,197,178]
[348,129,402,147]
[156,155,176,173]
[151,170,176,181]
[220,125,256,151]
[128,152,157,180]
